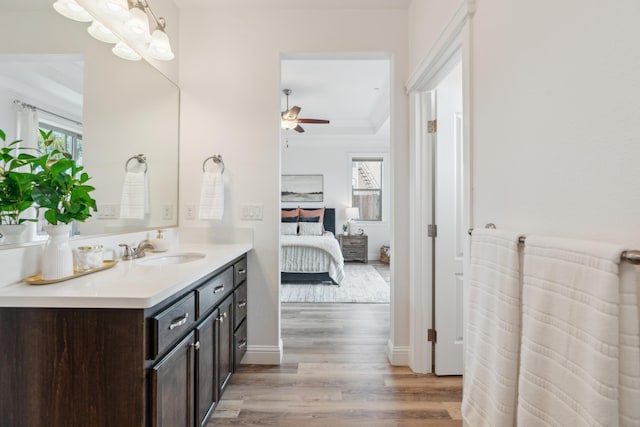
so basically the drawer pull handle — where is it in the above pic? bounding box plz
[168,313,189,330]
[238,339,247,349]
[237,268,247,275]
[192,341,200,350]
[213,285,225,294]
[238,300,247,308]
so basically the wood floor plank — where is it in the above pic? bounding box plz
[209,299,462,427]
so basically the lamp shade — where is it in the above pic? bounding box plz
[102,0,130,19]
[88,20,120,43]
[148,27,175,61]
[53,0,93,22]
[125,4,150,41]
[112,41,142,61]
[345,207,360,220]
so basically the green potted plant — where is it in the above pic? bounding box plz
[31,129,97,279]
[0,129,38,243]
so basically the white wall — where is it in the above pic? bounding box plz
[281,141,391,260]
[408,1,640,263]
[178,3,410,363]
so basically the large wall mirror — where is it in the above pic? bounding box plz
[0,2,179,248]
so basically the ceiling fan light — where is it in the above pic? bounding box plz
[281,120,298,130]
[125,4,150,41]
[112,41,142,61]
[148,27,175,61]
[53,0,93,22]
[88,20,120,44]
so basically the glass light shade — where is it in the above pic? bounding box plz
[125,5,150,41]
[112,41,142,61]
[345,207,360,220]
[88,20,120,43]
[281,120,297,130]
[102,0,130,20]
[148,28,175,61]
[53,0,93,22]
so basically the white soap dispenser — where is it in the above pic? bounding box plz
[151,229,169,252]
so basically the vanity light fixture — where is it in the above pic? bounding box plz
[53,0,175,62]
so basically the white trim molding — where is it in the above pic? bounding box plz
[405,0,476,93]
[241,342,283,365]
[386,340,410,366]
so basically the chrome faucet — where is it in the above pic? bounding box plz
[119,240,155,260]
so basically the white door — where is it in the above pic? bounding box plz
[433,62,464,375]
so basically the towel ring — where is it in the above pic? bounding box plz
[125,154,148,174]
[202,155,225,174]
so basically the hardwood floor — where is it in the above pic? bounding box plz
[209,303,462,426]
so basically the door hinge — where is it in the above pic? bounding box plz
[427,224,438,238]
[428,328,437,343]
[427,120,437,133]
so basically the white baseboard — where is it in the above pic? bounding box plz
[386,340,410,366]
[240,341,283,365]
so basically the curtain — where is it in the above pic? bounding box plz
[14,100,39,150]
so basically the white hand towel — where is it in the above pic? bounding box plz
[198,171,224,220]
[517,236,633,427]
[119,171,146,219]
[462,229,523,427]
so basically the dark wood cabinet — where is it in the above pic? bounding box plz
[150,331,196,427]
[338,234,368,263]
[0,253,248,427]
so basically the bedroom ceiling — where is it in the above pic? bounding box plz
[281,57,390,141]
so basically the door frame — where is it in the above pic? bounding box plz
[406,0,475,373]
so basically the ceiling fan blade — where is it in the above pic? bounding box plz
[297,118,330,124]
[294,125,305,133]
[282,106,301,120]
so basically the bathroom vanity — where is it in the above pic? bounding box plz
[0,243,251,427]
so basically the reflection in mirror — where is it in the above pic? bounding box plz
[0,3,179,249]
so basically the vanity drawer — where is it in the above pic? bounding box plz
[234,281,247,329]
[197,266,233,318]
[152,292,196,358]
[234,319,247,371]
[234,257,247,285]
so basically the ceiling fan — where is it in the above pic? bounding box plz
[281,88,330,133]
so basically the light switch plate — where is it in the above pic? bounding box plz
[240,204,263,220]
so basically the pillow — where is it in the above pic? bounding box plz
[298,222,323,236]
[299,216,320,222]
[281,208,299,219]
[299,207,325,223]
[281,216,299,223]
[280,222,298,235]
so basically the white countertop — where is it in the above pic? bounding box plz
[0,243,252,309]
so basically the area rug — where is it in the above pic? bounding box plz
[280,264,390,303]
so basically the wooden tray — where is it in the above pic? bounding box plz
[25,260,118,285]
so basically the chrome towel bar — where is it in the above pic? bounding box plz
[468,223,640,265]
[125,154,148,173]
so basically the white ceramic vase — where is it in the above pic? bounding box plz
[42,224,74,280]
[0,223,28,244]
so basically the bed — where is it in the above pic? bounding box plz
[280,207,345,285]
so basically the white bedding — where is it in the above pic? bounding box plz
[281,232,345,284]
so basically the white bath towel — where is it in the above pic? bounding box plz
[198,171,224,220]
[119,171,148,219]
[462,228,523,427]
[517,236,639,427]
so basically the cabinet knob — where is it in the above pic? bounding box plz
[192,341,200,350]
[238,339,247,349]
[238,300,247,308]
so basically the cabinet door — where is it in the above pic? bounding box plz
[196,310,218,427]
[217,294,234,396]
[150,331,195,427]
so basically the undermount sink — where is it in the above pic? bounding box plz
[137,252,206,266]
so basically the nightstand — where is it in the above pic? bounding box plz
[338,234,368,263]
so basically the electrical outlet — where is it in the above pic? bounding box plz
[162,204,173,220]
[184,204,196,220]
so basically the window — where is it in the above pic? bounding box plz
[37,124,83,165]
[351,157,382,221]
